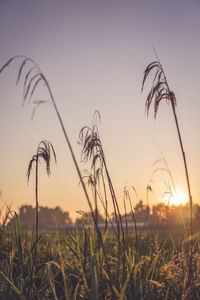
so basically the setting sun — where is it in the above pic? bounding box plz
[169,191,188,206]
[162,190,188,206]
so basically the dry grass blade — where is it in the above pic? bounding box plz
[80,130,102,165]
[142,55,193,290]
[0,56,46,112]
[0,56,18,74]
[27,140,56,182]
[16,58,29,84]
[0,55,113,291]
[24,73,41,101]
[142,60,176,118]
[27,140,56,239]
[31,100,49,120]
[23,67,36,97]
[27,157,36,183]
[141,61,159,91]
[29,77,42,99]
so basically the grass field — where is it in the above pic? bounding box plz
[0,221,200,299]
[0,56,199,299]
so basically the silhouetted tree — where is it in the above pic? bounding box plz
[19,205,35,230]
[7,205,72,231]
[134,200,150,223]
[150,203,190,228]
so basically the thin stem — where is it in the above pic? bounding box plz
[157,59,193,239]
[41,76,99,232]
[42,75,116,292]
[171,102,193,237]
[35,158,39,240]
[127,192,138,261]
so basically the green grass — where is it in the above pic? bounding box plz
[0,224,200,299]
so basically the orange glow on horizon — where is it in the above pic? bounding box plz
[163,190,188,206]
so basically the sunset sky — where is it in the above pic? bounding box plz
[0,0,200,220]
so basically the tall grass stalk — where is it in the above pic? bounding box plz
[1,55,199,299]
[141,184,152,232]
[79,113,126,282]
[142,58,192,238]
[0,56,115,293]
[142,56,193,288]
[79,112,125,241]
[0,56,103,245]
[27,140,56,240]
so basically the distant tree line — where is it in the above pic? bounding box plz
[6,201,200,231]
[7,205,72,231]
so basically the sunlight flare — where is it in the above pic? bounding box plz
[170,191,187,206]
[163,190,188,206]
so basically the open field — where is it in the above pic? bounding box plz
[0,46,199,299]
[0,223,200,299]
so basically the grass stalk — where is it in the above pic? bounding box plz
[142,57,192,239]
[0,56,103,247]
[142,54,193,288]
[1,56,118,295]
[27,140,56,240]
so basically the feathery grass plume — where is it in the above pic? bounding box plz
[79,111,124,241]
[142,55,193,287]
[0,56,115,293]
[81,171,122,250]
[141,61,176,118]
[0,56,105,251]
[27,140,56,239]
[80,111,101,226]
[79,111,127,284]
[152,153,176,194]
